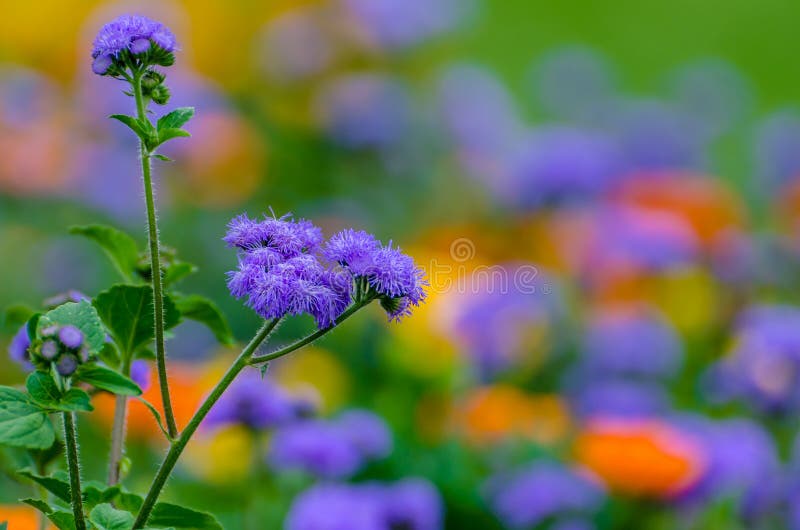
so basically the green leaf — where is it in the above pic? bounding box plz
[109,114,148,141]
[1,521,7,530]
[149,502,223,530]
[163,261,197,286]
[137,397,171,439]
[93,285,181,357]
[99,342,122,370]
[21,497,53,513]
[157,128,190,146]
[18,469,71,502]
[26,313,41,341]
[48,511,77,530]
[37,301,106,355]
[26,372,62,407]
[59,389,94,412]
[173,295,234,345]
[115,491,144,513]
[82,482,121,510]
[89,503,135,530]
[157,107,194,130]
[74,365,142,396]
[69,224,139,282]
[0,388,55,449]
[152,153,174,162]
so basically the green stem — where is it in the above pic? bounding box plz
[248,297,375,366]
[62,412,86,530]
[107,358,131,486]
[133,71,178,438]
[133,318,279,528]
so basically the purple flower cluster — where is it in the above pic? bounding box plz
[91,15,177,75]
[484,462,605,530]
[285,478,442,530]
[33,324,87,377]
[204,369,313,431]
[267,409,392,479]
[226,212,427,326]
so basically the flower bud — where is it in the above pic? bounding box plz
[58,325,84,349]
[56,354,79,377]
[41,340,59,360]
[150,84,171,105]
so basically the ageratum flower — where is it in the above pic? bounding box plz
[226,214,349,328]
[30,324,90,377]
[484,462,605,529]
[91,15,177,75]
[285,479,443,530]
[8,325,32,369]
[267,409,392,479]
[324,230,427,321]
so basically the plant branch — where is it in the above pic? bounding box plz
[62,412,86,530]
[133,70,178,438]
[133,318,280,528]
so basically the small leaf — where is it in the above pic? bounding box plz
[59,389,94,412]
[99,342,122,369]
[0,388,55,449]
[137,397,171,440]
[18,469,71,502]
[149,502,223,530]
[26,313,41,341]
[83,483,121,510]
[26,371,62,407]
[69,224,139,282]
[157,107,194,130]
[173,295,234,345]
[89,503,135,530]
[93,285,181,358]
[48,511,78,530]
[115,491,144,513]
[1,521,7,530]
[163,261,197,286]
[37,301,106,355]
[157,128,190,145]
[21,497,53,513]
[152,153,173,162]
[109,114,148,141]
[74,365,142,396]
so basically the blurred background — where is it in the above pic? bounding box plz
[3,0,800,528]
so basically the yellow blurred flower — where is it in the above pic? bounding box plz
[273,346,350,413]
[183,424,256,484]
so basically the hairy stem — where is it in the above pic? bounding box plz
[62,412,86,530]
[133,71,178,438]
[107,360,132,486]
[133,318,279,528]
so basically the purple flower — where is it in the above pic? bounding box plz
[324,229,381,275]
[268,419,363,479]
[129,360,151,392]
[40,340,59,360]
[56,355,79,377]
[579,310,683,380]
[754,109,800,195]
[704,305,800,413]
[58,325,83,349]
[551,520,596,530]
[257,8,334,83]
[285,479,443,530]
[268,410,392,479]
[91,15,177,70]
[204,369,307,431]
[673,416,781,522]
[286,484,385,530]
[566,380,672,420]
[484,462,605,530]
[335,410,393,459]
[8,325,32,368]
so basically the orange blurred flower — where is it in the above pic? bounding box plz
[574,417,707,498]
[0,505,53,530]
[457,385,571,446]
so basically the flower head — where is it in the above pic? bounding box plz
[58,325,83,350]
[8,325,32,369]
[91,15,177,76]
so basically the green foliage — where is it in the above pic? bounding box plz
[0,387,55,449]
[109,114,157,149]
[18,469,71,502]
[74,365,142,396]
[173,294,234,345]
[90,504,135,530]
[93,285,181,358]
[157,107,194,130]
[163,261,197,286]
[25,372,92,413]
[148,502,223,530]
[38,301,106,355]
[155,128,190,146]
[69,224,139,282]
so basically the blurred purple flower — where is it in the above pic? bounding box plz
[268,409,392,479]
[257,8,335,83]
[129,360,151,392]
[484,462,605,529]
[340,0,471,50]
[673,416,782,522]
[754,109,800,195]
[8,325,32,369]
[579,310,683,379]
[551,520,597,530]
[205,369,308,431]
[566,380,672,420]
[507,127,624,208]
[286,479,443,530]
[449,266,562,379]
[704,305,800,413]
[314,74,412,150]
